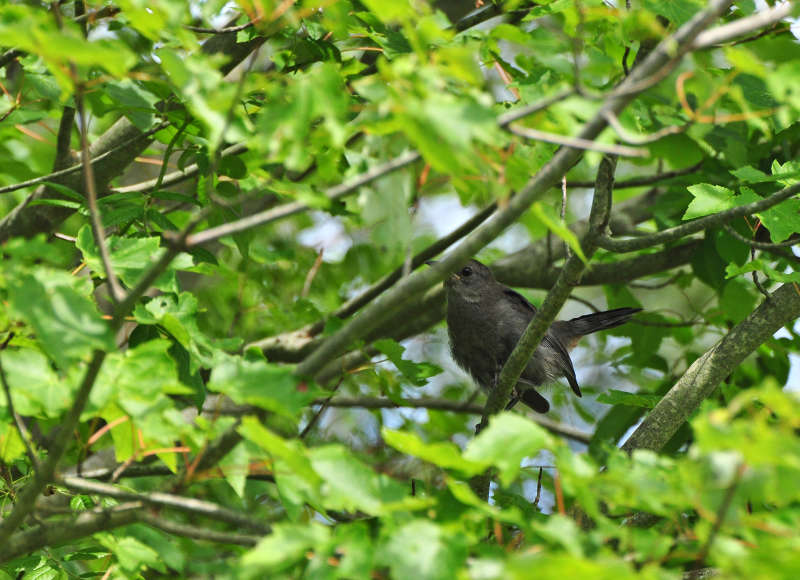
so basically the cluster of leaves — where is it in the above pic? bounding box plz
[0,0,799,578]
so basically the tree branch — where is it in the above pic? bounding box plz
[567,161,703,189]
[597,181,800,252]
[184,151,422,247]
[692,2,795,49]
[139,512,261,546]
[621,282,800,454]
[0,121,170,197]
[508,124,649,157]
[76,89,125,303]
[112,142,248,194]
[60,476,271,534]
[1,502,142,564]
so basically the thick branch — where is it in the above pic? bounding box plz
[621,282,800,453]
[1,502,141,564]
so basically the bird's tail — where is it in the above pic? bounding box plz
[507,387,550,414]
[552,307,641,344]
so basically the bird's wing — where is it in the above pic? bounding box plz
[502,288,537,316]
[502,287,582,397]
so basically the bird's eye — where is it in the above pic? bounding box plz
[460,266,473,277]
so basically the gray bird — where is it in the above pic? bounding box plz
[439,259,641,413]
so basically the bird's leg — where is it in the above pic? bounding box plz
[493,364,520,410]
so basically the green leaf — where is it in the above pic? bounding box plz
[373,339,442,386]
[756,197,800,242]
[209,355,319,419]
[0,349,64,416]
[378,520,468,580]
[720,279,757,324]
[76,225,193,293]
[530,203,588,263]
[104,79,158,129]
[382,428,483,475]
[0,420,27,462]
[238,417,319,485]
[99,536,162,574]
[642,0,704,26]
[89,339,187,418]
[7,269,114,369]
[683,183,735,220]
[308,445,411,514]
[534,515,585,556]
[770,159,800,186]
[241,522,330,576]
[726,260,800,284]
[133,293,241,371]
[463,413,553,486]
[730,166,770,183]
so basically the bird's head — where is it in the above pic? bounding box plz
[442,259,496,304]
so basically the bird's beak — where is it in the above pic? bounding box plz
[424,260,438,266]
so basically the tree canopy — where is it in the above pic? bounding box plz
[1,0,799,578]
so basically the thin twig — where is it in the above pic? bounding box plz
[602,109,689,145]
[722,223,798,250]
[496,89,576,126]
[507,124,649,157]
[153,117,192,193]
[694,463,745,566]
[0,121,170,195]
[139,512,261,546]
[112,143,248,194]
[301,249,325,298]
[185,19,257,34]
[568,161,703,189]
[319,396,592,444]
[598,180,800,253]
[629,272,683,290]
[75,89,124,303]
[185,151,422,247]
[0,352,38,468]
[533,466,543,507]
[300,377,342,439]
